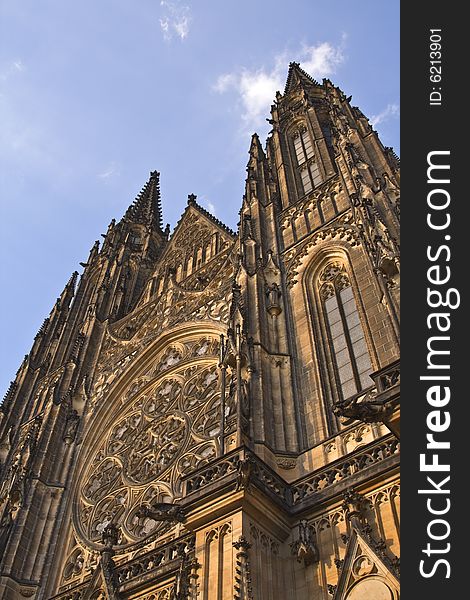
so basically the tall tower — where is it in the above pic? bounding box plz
[0,64,400,600]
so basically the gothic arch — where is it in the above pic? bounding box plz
[300,245,378,433]
[67,322,229,557]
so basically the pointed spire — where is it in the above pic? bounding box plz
[284,61,320,95]
[60,271,79,301]
[80,240,100,268]
[34,317,50,340]
[242,213,254,241]
[246,134,266,188]
[248,133,265,161]
[124,170,163,230]
[2,381,18,411]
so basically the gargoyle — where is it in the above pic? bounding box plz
[135,501,186,523]
[235,457,255,491]
[333,391,398,425]
[290,520,319,566]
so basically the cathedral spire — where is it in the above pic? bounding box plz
[59,271,79,304]
[283,61,320,95]
[123,170,163,231]
[248,133,265,161]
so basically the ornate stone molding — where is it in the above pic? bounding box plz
[290,520,319,566]
[283,213,362,288]
[183,437,399,511]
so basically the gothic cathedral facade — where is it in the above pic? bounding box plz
[0,64,400,600]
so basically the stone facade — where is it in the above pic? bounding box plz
[0,63,400,599]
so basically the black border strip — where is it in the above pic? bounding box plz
[401,3,465,596]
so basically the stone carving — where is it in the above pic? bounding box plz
[292,436,399,505]
[276,458,296,470]
[96,523,120,600]
[283,213,362,288]
[62,547,86,581]
[138,589,173,600]
[126,413,186,484]
[333,389,398,425]
[233,536,253,600]
[135,501,185,524]
[378,366,400,391]
[290,520,319,566]
[75,341,229,549]
[359,524,400,578]
[279,179,341,230]
[347,173,400,290]
[64,409,80,445]
[101,522,120,549]
[0,415,43,553]
[265,283,282,316]
[18,587,36,598]
[82,459,121,502]
[92,235,235,410]
[235,457,255,491]
[95,283,232,406]
[342,490,369,527]
[113,534,195,594]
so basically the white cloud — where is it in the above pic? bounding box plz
[213,73,236,93]
[159,18,170,37]
[370,103,400,127]
[198,195,216,216]
[159,1,191,41]
[301,39,345,76]
[0,59,26,82]
[98,162,120,181]
[213,39,347,132]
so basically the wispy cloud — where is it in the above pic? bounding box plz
[98,162,120,181]
[213,38,347,132]
[159,1,191,41]
[206,200,216,215]
[0,59,25,83]
[198,194,216,216]
[370,103,400,128]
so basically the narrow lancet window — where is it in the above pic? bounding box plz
[319,263,373,399]
[293,127,322,194]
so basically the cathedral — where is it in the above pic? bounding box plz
[0,63,400,599]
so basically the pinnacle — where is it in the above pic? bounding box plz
[59,271,79,301]
[284,62,320,95]
[123,170,164,230]
[67,271,79,289]
[248,132,265,160]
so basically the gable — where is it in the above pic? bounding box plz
[159,204,235,277]
[333,529,399,600]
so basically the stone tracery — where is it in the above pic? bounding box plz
[75,335,232,550]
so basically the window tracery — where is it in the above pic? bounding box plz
[74,336,234,550]
[293,127,322,194]
[318,262,373,400]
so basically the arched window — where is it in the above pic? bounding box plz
[293,127,322,194]
[319,262,373,399]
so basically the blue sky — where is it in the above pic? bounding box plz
[0,0,399,394]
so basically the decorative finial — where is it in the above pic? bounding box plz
[187,193,197,205]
